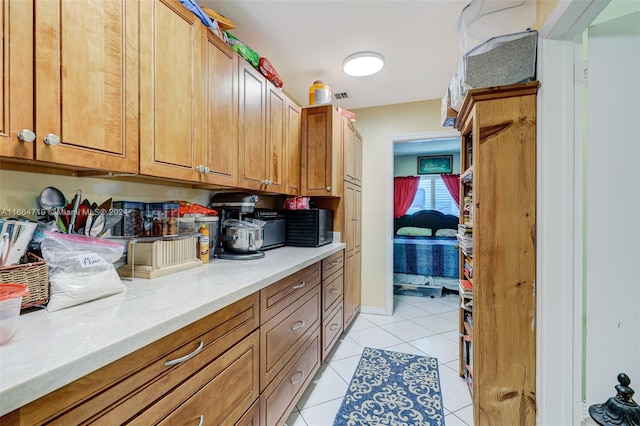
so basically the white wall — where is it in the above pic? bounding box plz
[351,100,448,313]
[537,1,640,424]
[583,7,640,415]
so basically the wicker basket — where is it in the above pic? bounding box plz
[0,253,49,309]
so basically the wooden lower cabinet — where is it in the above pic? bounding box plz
[133,331,259,425]
[1,294,259,425]
[260,329,321,426]
[237,399,261,426]
[1,255,346,426]
[322,304,344,360]
[320,250,344,360]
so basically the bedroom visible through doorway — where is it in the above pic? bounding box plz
[392,134,461,302]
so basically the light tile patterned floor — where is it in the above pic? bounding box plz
[285,292,474,426]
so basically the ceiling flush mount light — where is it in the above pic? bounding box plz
[342,51,385,77]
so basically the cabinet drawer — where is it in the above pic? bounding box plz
[322,268,343,319]
[322,304,344,361]
[236,398,260,426]
[321,250,344,280]
[260,284,320,390]
[132,330,259,425]
[261,329,321,426]
[260,262,320,324]
[14,294,259,425]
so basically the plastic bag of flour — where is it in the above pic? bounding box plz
[41,232,126,311]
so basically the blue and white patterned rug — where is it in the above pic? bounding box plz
[333,347,445,426]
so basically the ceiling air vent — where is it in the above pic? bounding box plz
[334,92,350,100]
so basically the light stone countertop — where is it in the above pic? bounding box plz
[0,242,345,416]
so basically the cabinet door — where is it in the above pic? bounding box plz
[343,251,356,329]
[354,248,361,315]
[265,83,286,193]
[343,182,356,254]
[202,30,238,187]
[301,105,341,196]
[139,0,204,181]
[343,121,356,184]
[34,0,139,173]
[238,61,266,190]
[353,128,363,186]
[355,185,362,250]
[285,99,302,195]
[0,0,33,160]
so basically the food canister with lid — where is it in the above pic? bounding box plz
[195,216,219,259]
[308,80,332,105]
[0,283,29,345]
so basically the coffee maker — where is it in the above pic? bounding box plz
[210,192,265,259]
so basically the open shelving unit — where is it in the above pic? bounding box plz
[454,81,539,425]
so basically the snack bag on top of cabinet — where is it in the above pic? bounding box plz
[259,57,283,88]
[225,31,260,68]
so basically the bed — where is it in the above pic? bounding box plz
[393,210,459,279]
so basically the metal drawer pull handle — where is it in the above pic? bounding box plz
[291,370,305,385]
[197,415,204,426]
[330,288,339,294]
[292,320,306,330]
[329,260,341,266]
[330,323,340,331]
[164,340,204,366]
[292,281,306,290]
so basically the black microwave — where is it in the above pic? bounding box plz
[282,209,333,247]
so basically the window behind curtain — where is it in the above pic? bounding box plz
[407,176,459,216]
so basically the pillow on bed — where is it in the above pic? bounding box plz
[396,227,432,237]
[435,228,457,238]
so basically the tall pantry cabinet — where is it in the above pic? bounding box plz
[342,121,362,330]
[455,82,538,425]
[301,105,362,330]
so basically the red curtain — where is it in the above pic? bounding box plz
[394,176,420,218]
[441,174,460,206]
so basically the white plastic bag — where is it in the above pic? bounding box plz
[41,232,126,311]
[457,0,535,53]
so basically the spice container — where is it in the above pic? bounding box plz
[112,201,143,237]
[308,80,332,105]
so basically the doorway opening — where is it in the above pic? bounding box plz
[387,129,461,313]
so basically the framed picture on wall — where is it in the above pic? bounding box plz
[417,155,453,174]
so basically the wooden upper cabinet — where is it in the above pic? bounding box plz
[139,0,204,181]
[0,0,33,160]
[285,99,302,195]
[202,30,238,187]
[301,105,343,197]
[238,61,267,190]
[33,0,139,173]
[237,60,292,193]
[353,127,363,186]
[265,84,286,193]
[343,121,363,186]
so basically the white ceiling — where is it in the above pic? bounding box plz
[201,0,469,111]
